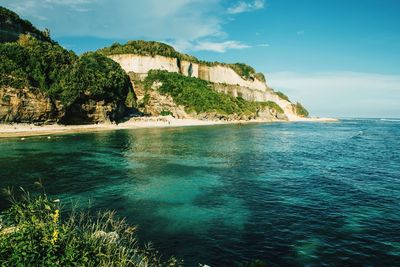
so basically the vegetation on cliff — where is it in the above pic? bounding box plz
[0,7,51,43]
[144,70,283,118]
[294,102,309,117]
[275,91,290,102]
[0,189,182,266]
[228,63,266,83]
[98,40,266,83]
[57,52,132,106]
[0,35,131,106]
[0,34,133,123]
[98,40,198,63]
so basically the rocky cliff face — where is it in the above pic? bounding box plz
[0,86,126,124]
[108,53,308,120]
[108,54,268,91]
[0,86,61,123]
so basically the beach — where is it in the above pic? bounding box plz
[0,116,338,138]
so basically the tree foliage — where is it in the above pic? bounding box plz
[294,102,309,117]
[0,35,132,107]
[0,6,52,43]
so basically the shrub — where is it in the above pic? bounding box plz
[0,189,182,267]
[58,52,132,105]
[97,40,198,63]
[258,101,284,114]
[0,7,52,43]
[160,110,173,116]
[0,36,132,107]
[228,63,266,83]
[275,91,290,102]
[294,102,309,117]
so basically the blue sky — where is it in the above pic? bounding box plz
[2,0,400,118]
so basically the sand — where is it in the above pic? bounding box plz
[0,116,338,138]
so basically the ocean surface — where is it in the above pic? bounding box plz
[0,119,399,266]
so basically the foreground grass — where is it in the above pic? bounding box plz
[0,190,182,267]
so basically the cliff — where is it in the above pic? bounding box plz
[0,6,309,125]
[0,7,132,125]
[107,54,268,92]
[101,41,308,120]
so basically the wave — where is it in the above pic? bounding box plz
[380,119,400,122]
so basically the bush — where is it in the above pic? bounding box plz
[294,102,309,117]
[0,36,132,107]
[228,63,266,83]
[97,40,198,63]
[58,52,132,105]
[0,35,76,95]
[0,7,52,43]
[160,110,173,116]
[275,91,290,102]
[0,189,182,267]
[258,101,284,114]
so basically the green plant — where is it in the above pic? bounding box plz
[258,101,284,114]
[0,188,182,266]
[160,109,173,116]
[228,63,266,83]
[0,6,52,43]
[275,91,290,102]
[294,102,309,117]
[0,35,132,109]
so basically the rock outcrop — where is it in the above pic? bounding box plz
[0,86,61,123]
[0,86,126,125]
[132,78,188,119]
[61,98,126,125]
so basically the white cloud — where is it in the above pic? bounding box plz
[2,0,268,53]
[227,0,265,14]
[267,71,400,118]
[193,40,250,52]
[2,0,225,41]
[169,40,250,53]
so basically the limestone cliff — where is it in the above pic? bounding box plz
[108,54,268,92]
[102,41,309,120]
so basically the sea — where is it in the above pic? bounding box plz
[0,119,399,266]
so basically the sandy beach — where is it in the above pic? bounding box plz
[0,116,338,138]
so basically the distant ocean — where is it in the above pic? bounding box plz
[0,119,399,266]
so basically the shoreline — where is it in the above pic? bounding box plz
[0,116,338,138]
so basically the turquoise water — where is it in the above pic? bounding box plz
[0,119,400,266]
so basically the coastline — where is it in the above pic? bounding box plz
[0,116,338,138]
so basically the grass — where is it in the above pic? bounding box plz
[0,188,182,267]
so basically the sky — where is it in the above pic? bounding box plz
[2,0,400,118]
